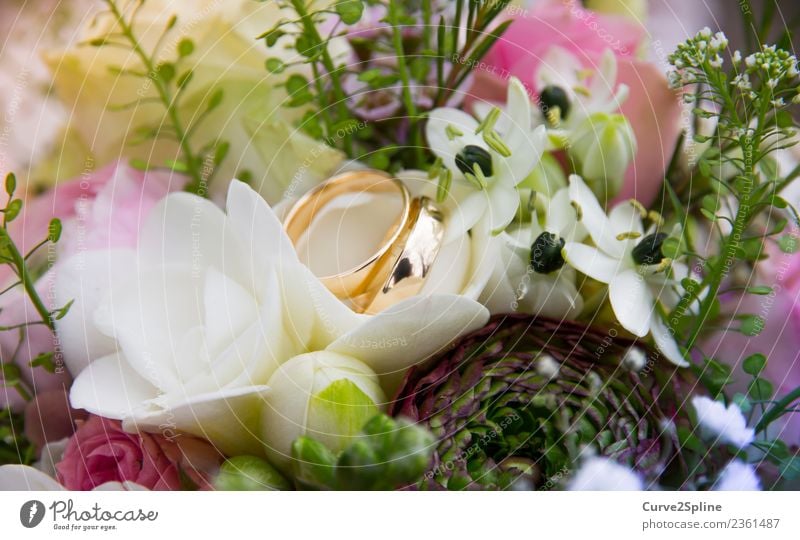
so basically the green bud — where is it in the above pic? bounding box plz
[214,456,291,491]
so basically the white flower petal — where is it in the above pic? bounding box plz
[692,396,755,449]
[126,385,270,457]
[649,315,689,367]
[426,107,482,173]
[443,190,489,244]
[203,266,260,358]
[138,192,245,282]
[713,460,761,491]
[568,174,625,257]
[505,125,547,184]
[224,180,300,287]
[0,465,65,491]
[54,249,136,376]
[562,242,624,283]
[94,266,204,391]
[70,352,159,419]
[327,294,489,395]
[487,183,521,233]
[608,201,645,237]
[503,77,533,151]
[568,457,643,491]
[609,269,653,337]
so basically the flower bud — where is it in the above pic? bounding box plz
[261,351,386,470]
[213,456,291,491]
[569,113,636,199]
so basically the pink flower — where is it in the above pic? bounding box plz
[471,0,682,206]
[56,416,222,491]
[1,162,180,411]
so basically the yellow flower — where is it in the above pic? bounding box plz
[43,0,343,203]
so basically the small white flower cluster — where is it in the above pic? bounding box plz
[668,27,729,78]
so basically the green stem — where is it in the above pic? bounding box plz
[756,386,800,432]
[5,237,53,332]
[289,0,353,156]
[387,0,424,167]
[105,0,207,195]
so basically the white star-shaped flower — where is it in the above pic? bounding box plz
[561,175,688,366]
[426,77,547,240]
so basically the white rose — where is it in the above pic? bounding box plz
[60,181,489,456]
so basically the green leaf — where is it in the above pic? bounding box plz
[29,352,56,374]
[661,237,682,258]
[286,74,309,95]
[1,363,22,385]
[778,235,799,253]
[265,58,286,74]
[748,377,774,401]
[157,62,176,83]
[701,193,720,214]
[335,0,364,24]
[732,393,751,414]
[206,88,224,111]
[165,159,189,173]
[742,353,767,376]
[5,173,16,196]
[261,29,285,47]
[739,315,765,336]
[780,456,800,480]
[53,299,74,321]
[177,38,194,58]
[47,218,62,243]
[4,199,22,222]
[176,70,194,90]
[745,285,772,295]
[213,141,230,166]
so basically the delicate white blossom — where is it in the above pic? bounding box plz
[427,77,547,238]
[561,175,687,365]
[692,396,755,449]
[568,457,644,491]
[713,460,761,491]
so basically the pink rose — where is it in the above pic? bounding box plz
[1,162,179,411]
[472,0,682,206]
[56,416,222,491]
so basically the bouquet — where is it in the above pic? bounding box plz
[0,0,798,492]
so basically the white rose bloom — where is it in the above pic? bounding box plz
[691,396,755,449]
[59,181,489,456]
[567,457,644,491]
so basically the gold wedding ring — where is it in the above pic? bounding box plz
[284,170,445,314]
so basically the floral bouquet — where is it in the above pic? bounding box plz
[0,0,798,492]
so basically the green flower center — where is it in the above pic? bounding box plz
[455,145,493,177]
[631,233,668,265]
[539,86,571,121]
[530,232,566,274]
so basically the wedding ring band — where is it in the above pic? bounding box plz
[284,170,445,314]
